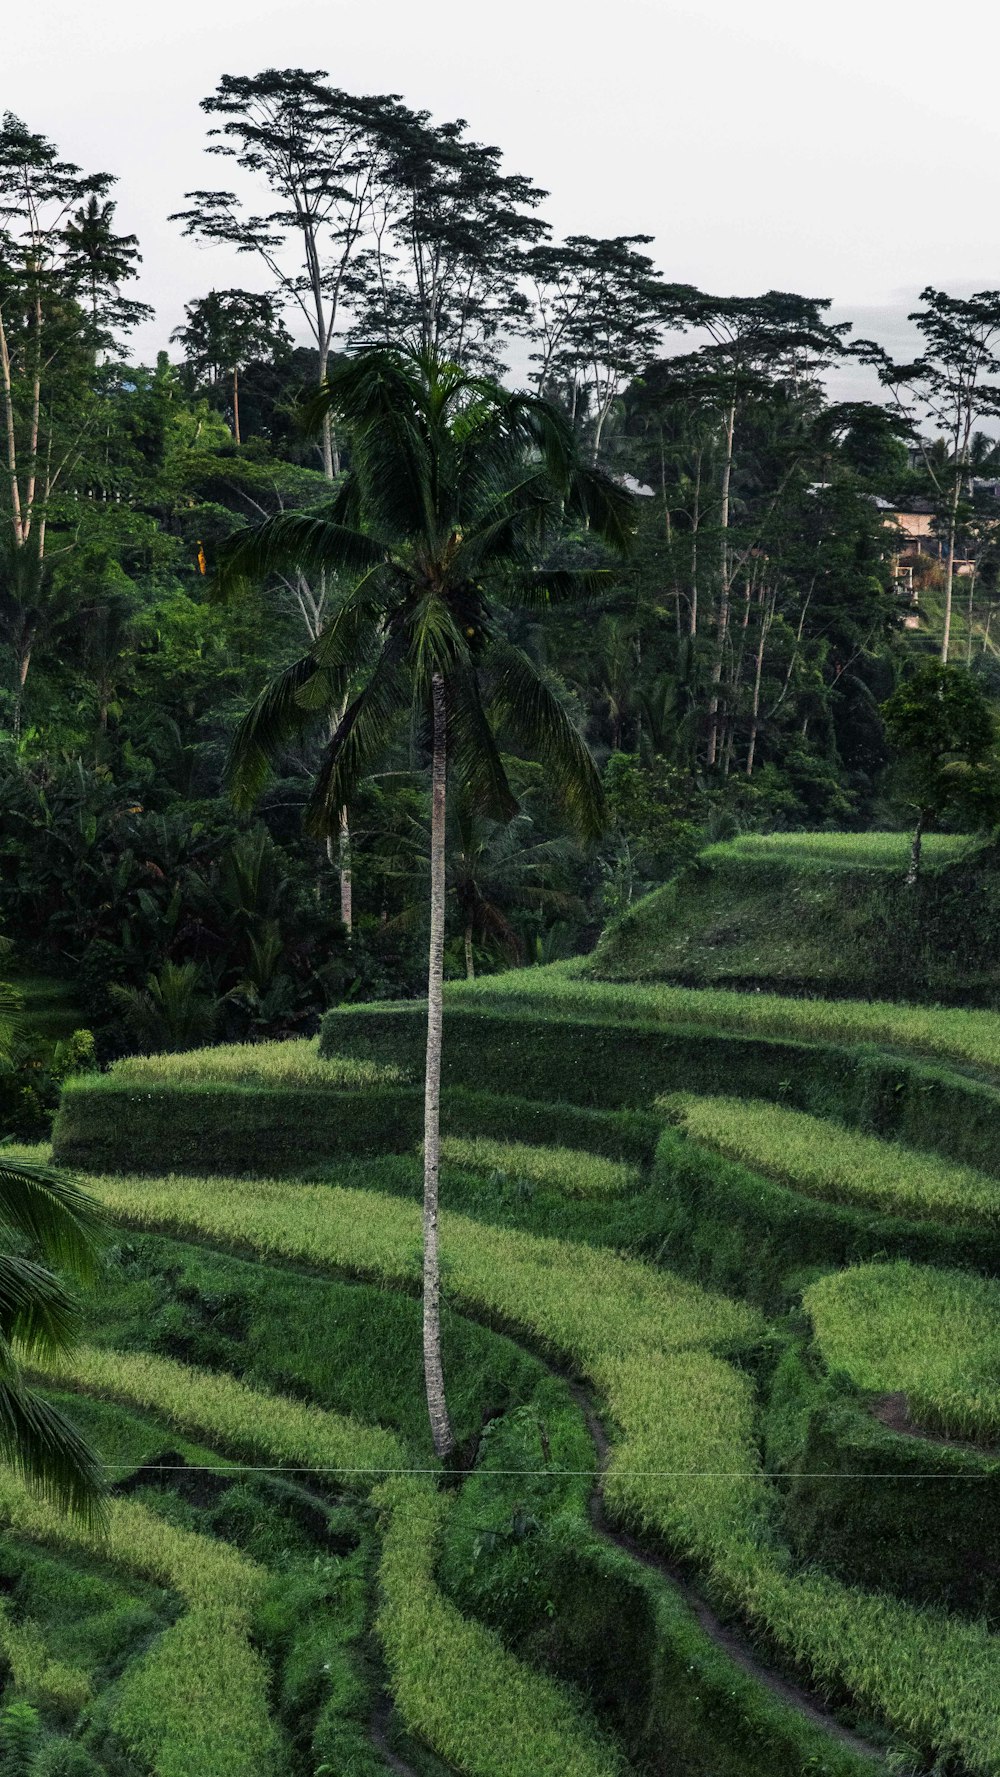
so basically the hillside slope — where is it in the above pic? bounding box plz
[589,832,1000,1003]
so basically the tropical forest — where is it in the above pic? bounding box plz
[5,59,1000,1777]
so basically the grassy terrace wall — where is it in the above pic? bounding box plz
[53,1058,661,1176]
[588,832,1000,1003]
[56,993,1000,1189]
[765,1337,1000,1621]
[319,1000,1000,1169]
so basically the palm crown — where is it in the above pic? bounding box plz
[217,348,634,827]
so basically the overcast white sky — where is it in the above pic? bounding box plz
[10,0,1000,402]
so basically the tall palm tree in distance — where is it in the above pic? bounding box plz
[217,348,634,1456]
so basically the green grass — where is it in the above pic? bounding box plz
[698,832,971,869]
[598,1346,1000,1776]
[805,1261,1000,1443]
[446,966,1000,1076]
[52,1163,758,1371]
[376,1479,625,1777]
[35,1343,407,1483]
[105,1038,405,1091]
[0,1470,277,1777]
[664,1092,1000,1227]
[55,1157,1000,1773]
[439,1135,640,1197]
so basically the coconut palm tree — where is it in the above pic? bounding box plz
[0,973,105,1523]
[216,347,634,1457]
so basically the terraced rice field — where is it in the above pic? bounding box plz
[8,964,1000,1775]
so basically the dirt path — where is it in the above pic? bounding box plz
[871,1391,1000,1458]
[567,1380,886,1766]
[370,1689,423,1776]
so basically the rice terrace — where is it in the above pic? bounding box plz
[6,19,1000,1775]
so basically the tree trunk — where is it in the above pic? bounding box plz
[232,364,241,445]
[423,673,454,1459]
[906,810,925,886]
[464,924,475,981]
[941,477,962,663]
[327,808,353,939]
[705,399,737,766]
[966,566,978,667]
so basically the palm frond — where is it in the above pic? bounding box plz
[305,642,411,836]
[447,671,519,825]
[409,594,471,692]
[568,466,638,552]
[310,354,437,542]
[225,650,326,810]
[489,645,606,842]
[0,1158,104,1283]
[211,508,388,600]
[0,1255,80,1364]
[0,1381,106,1530]
[511,567,616,611]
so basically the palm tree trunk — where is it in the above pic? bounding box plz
[232,364,241,445]
[338,808,353,938]
[423,672,454,1459]
[464,924,475,980]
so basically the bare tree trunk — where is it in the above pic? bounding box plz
[941,477,962,663]
[423,673,453,1459]
[906,810,925,886]
[966,566,978,667]
[689,451,701,638]
[337,807,352,937]
[705,400,737,766]
[232,364,241,445]
[464,924,475,980]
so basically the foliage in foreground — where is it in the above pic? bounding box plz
[804,1261,1000,1443]
[664,1092,1000,1226]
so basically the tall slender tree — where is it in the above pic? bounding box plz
[857,289,1000,663]
[171,288,291,443]
[171,72,413,478]
[215,348,632,1454]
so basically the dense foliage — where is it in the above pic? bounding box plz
[5,80,1000,1060]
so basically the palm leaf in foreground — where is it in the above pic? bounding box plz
[0,1151,106,1525]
